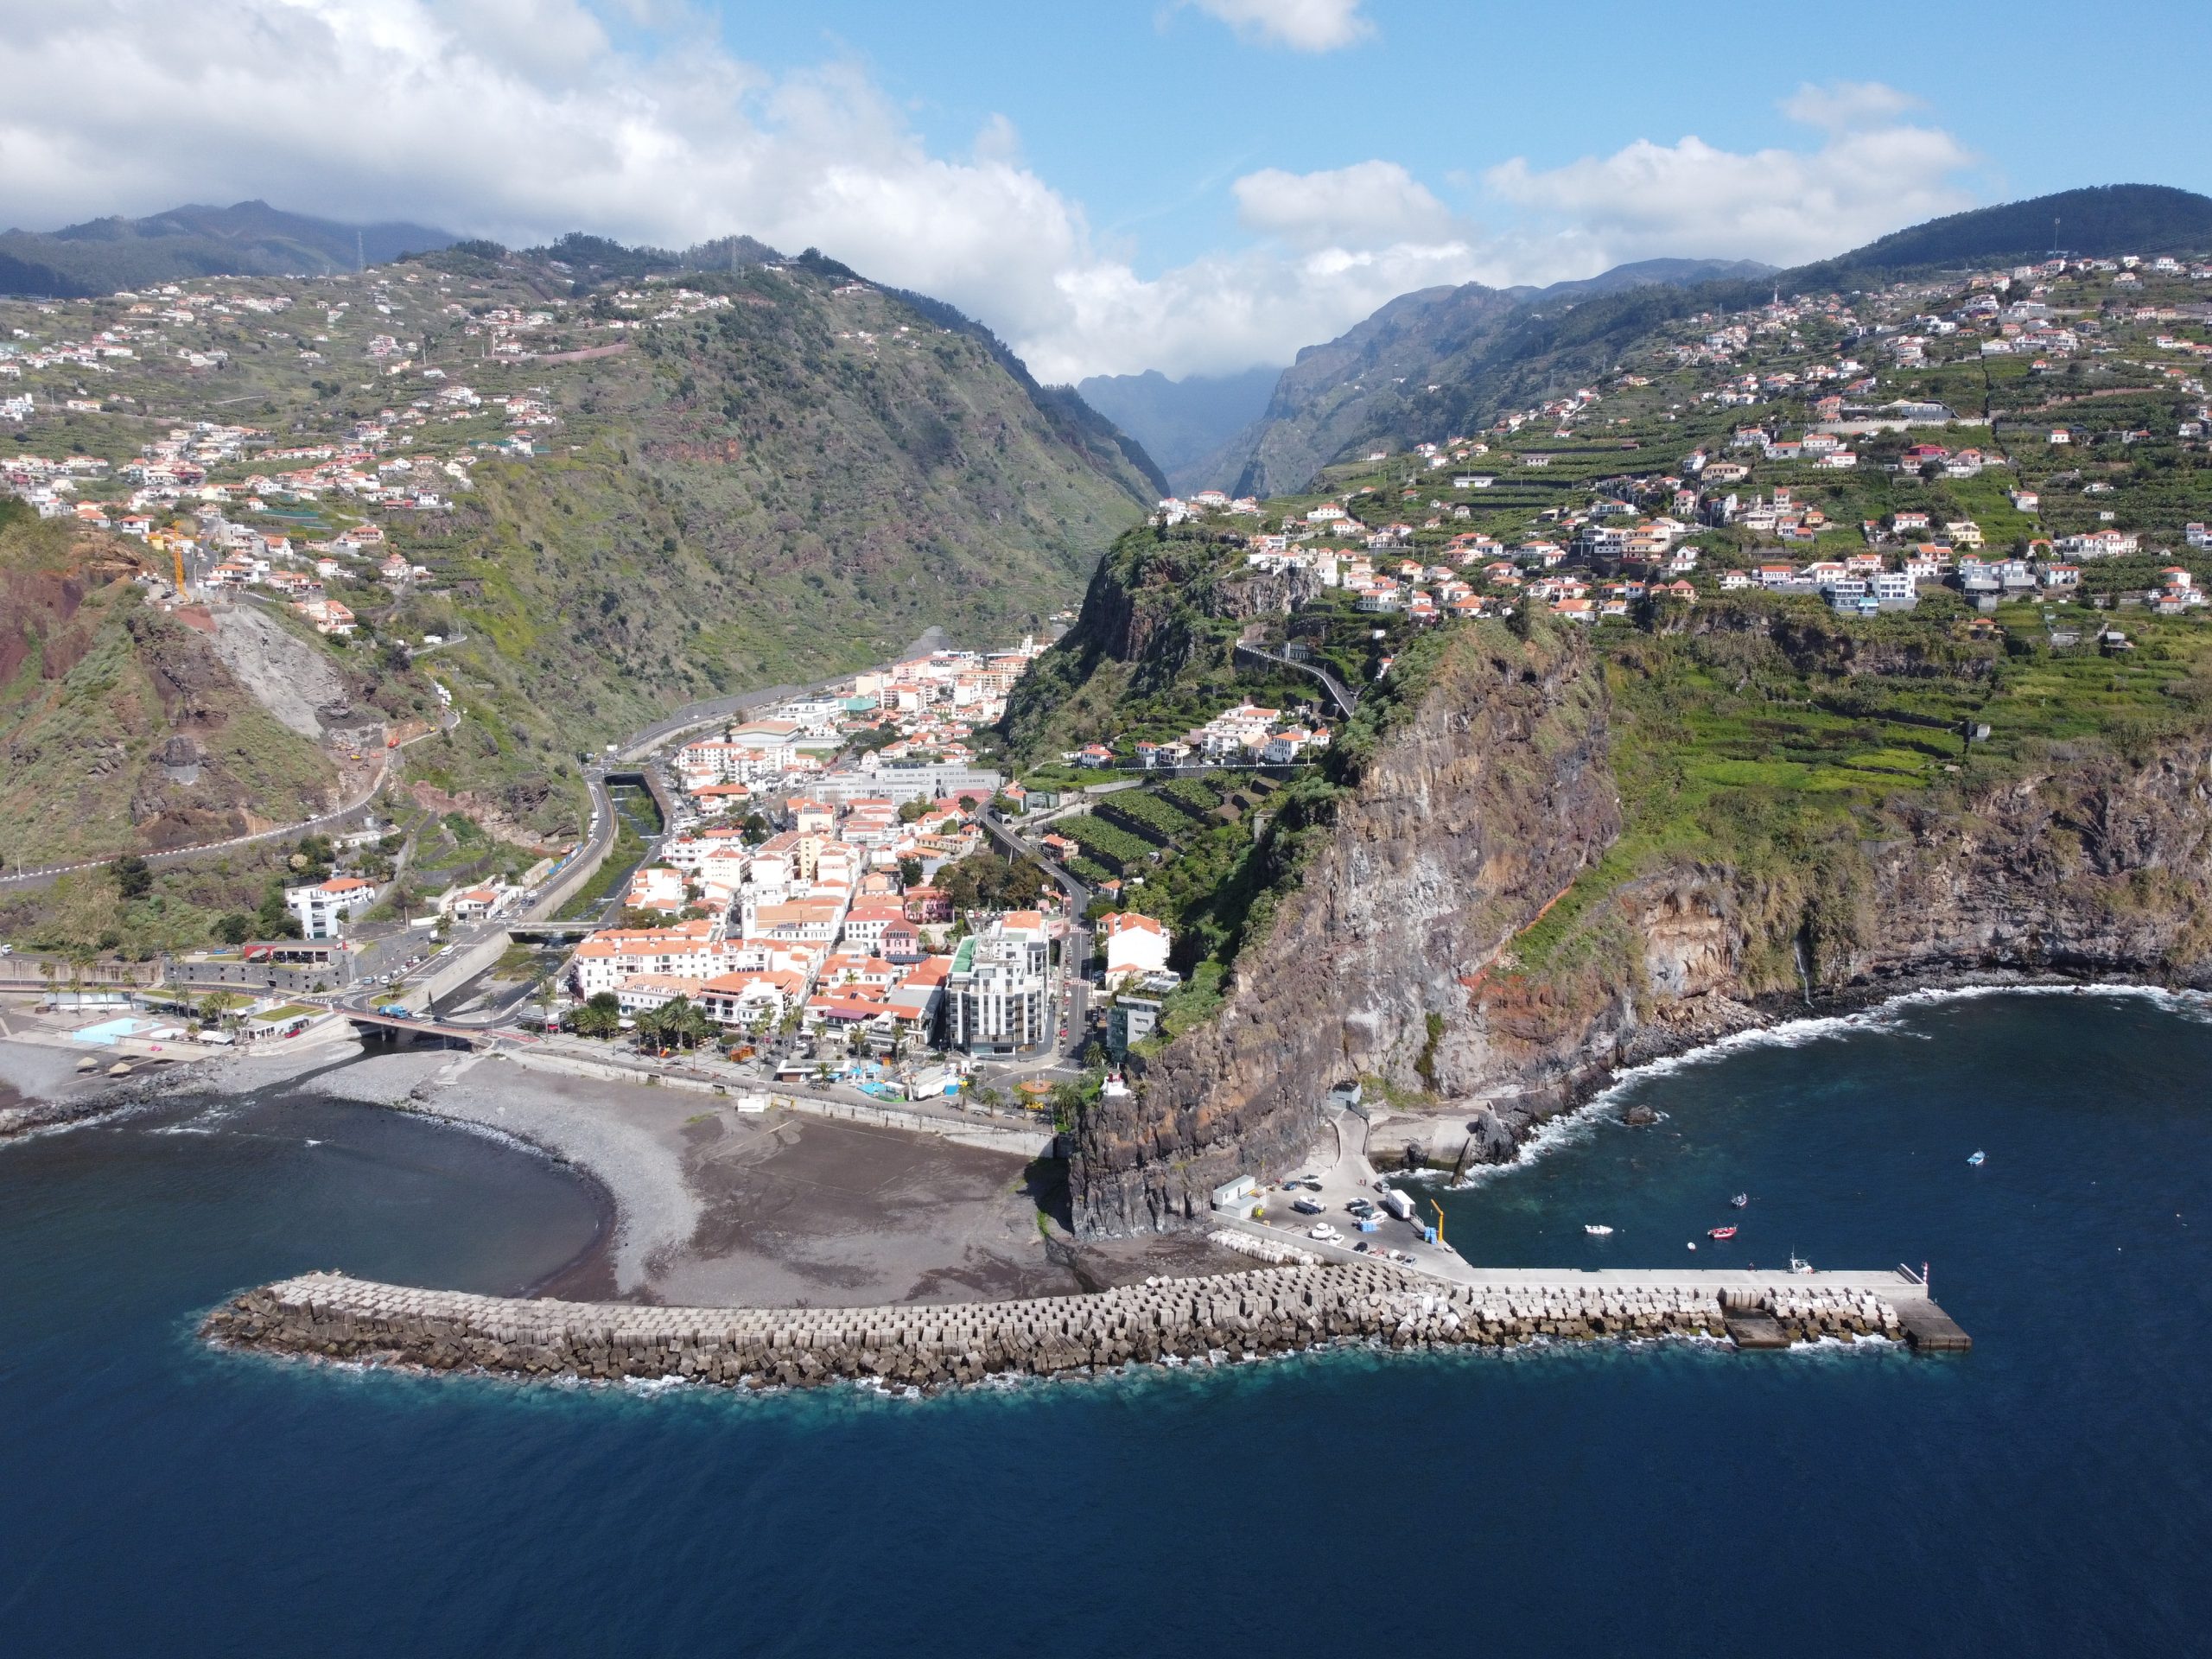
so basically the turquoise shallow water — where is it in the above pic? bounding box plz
[3,989,2209,1656]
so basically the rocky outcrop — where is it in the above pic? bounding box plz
[1072,626,1618,1234]
[1069,620,2212,1238]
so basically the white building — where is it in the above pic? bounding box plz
[284,876,378,939]
[1099,911,1171,988]
[946,911,1051,1056]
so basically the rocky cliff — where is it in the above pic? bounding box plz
[1071,624,1619,1233]
[1069,621,2212,1236]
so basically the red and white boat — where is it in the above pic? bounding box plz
[1707,1225,1738,1241]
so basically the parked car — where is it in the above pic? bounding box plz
[1291,1198,1324,1216]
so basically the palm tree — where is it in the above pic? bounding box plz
[671,999,715,1051]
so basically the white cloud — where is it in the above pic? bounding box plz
[1050,239,1491,383]
[1184,0,1371,52]
[1234,161,1457,250]
[1780,79,1923,133]
[0,15,1978,384]
[1483,86,1974,272]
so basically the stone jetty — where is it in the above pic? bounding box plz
[202,1262,1961,1392]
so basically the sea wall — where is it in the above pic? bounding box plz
[202,1264,1910,1390]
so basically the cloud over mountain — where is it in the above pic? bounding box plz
[0,8,1972,381]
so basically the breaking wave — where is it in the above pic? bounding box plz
[1452,980,2211,1189]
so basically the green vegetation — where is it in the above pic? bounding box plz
[934,850,1048,912]
[1055,814,1157,874]
[0,518,337,872]
[1008,226,2212,1056]
[0,238,1155,943]
[555,811,645,921]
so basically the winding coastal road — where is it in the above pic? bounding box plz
[0,627,950,897]
[0,713,454,895]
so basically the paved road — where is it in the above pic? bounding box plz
[976,808,1096,1079]
[1234,639,1360,719]
[0,709,457,894]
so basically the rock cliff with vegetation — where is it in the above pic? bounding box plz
[1039,543,2212,1236]
[0,505,337,866]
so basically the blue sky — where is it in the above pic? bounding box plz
[3,0,2209,379]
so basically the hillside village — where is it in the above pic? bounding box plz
[0,239,1156,893]
[12,236,2212,1100]
[0,268,725,635]
[1140,251,2212,652]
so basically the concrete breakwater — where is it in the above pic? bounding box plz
[202,1263,1960,1392]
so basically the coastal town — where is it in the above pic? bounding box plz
[10,241,2212,1109]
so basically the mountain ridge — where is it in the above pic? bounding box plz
[0,242,1157,940]
[1213,257,1779,497]
[1208,185,2212,494]
[1074,367,1281,493]
[0,200,458,296]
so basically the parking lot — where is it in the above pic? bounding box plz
[1234,1108,1440,1268]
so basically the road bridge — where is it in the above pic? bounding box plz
[345,1007,543,1047]
[1234,639,1360,720]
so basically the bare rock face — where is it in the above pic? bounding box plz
[1071,627,1618,1236]
[1067,621,2212,1240]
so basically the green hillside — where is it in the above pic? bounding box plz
[1214,186,2212,494]
[1004,244,2212,1043]
[0,200,458,297]
[0,512,337,869]
[0,245,1154,861]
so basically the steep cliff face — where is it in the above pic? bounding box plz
[1071,625,1619,1234]
[1068,622,2212,1237]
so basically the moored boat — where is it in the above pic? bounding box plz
[1707,1225,1738,1241]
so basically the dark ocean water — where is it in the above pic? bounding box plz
[3,990,2210,1657]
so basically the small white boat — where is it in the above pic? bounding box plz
[1789,1255,1815,1275]
[1584,1224,1614,1236]
[1967,1150,1986,1167]
[1730,1192,1749,1209]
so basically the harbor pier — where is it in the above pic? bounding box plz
[204,1260,1969,1393]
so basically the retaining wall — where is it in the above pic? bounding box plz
[204,1262,1913,1392]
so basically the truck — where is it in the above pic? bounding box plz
[376,1003,413,1019]
[1381,1188,1416,1223]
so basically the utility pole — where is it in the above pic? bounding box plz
[357,229,365,274]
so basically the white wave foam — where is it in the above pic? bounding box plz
[1453,980,2211,1189]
